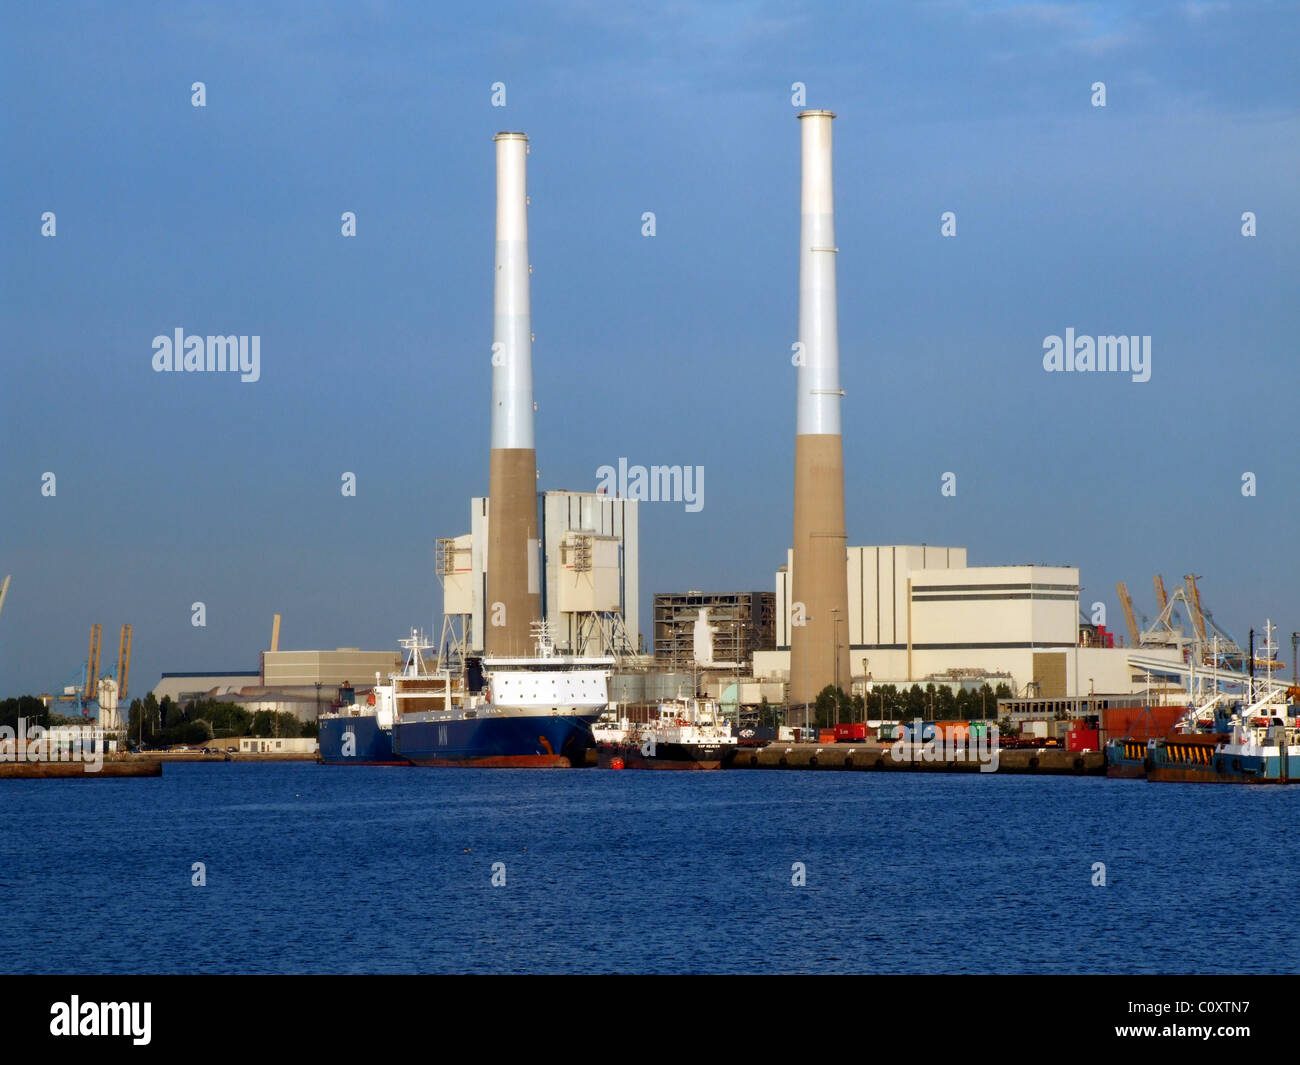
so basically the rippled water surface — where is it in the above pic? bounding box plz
[2,764,1296,973]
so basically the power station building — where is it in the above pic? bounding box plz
[441,490,639,657]
[755,545,1183,698]
[653,591,775,668]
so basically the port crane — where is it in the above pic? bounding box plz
[44,623,133,720]
[1152,574,1168,615]
[1125,575,1283,700]
[114,624,132,701]
[1116,582,1140,646]
[81,624,103,712]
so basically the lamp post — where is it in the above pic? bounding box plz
[830,608,841,726]
[802,614,814,732]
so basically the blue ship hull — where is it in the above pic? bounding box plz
[394,712,598,767]
[1147,736,1299,783]
[1105,738,1148,778]
[318,714,408,765]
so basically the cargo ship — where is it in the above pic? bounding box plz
[392,623,612,768]
[597,697,738,770]
[317,647,418,766]
[1105,737,1151,779]
[1104,704,1187,778]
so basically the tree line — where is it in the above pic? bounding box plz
[747,681,1016,729]
[126,693,318,748]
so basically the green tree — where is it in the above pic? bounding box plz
[904,684,926,721]
[185,699,252,737]
[934,684,957,719]
[249,710,303,738]
[0,695,49,731]
[812,685,855,728]
[127,693,161,746]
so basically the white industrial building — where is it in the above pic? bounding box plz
[754,545,1182,698]
[441,490,639,657]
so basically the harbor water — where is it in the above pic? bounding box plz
[2,764,1297,974]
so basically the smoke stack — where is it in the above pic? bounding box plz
[486,131,540,656]
[789,110,850,709]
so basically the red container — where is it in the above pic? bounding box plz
[1066,728,1100,752]
[1100,705,1186,742]
[818,729,837,745]
[834,723,868,743]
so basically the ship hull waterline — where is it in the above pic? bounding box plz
[597,741,737,771]
[318,713,408,766]
[394,710,599,769]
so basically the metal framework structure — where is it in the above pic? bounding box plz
[652,591,776,668]
[573,610,637,660]
[434,538,471,669]
[115,624,132,701]
[85,624,102,702]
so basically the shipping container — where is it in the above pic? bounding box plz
[1100,705,1187,743]
[1067,728,1100,752]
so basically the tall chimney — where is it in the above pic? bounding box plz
[486,132,540,656]
[789,110,850,710]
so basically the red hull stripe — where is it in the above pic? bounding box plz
[405,755,572,768]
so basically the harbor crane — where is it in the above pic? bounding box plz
[1183,575,1209,645]
[1116,583,1140,646]
[85,624,102,703]
[115,624,132,701]
[1153,574,1169,615]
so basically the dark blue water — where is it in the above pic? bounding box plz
[2,765,1297,974]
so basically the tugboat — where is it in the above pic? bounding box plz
[597,696,738,770]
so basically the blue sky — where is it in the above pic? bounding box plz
[2,0,1298,696]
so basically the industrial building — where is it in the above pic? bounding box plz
[150,646,403,724]
[441,489,639,658]
[754,545,1184,699]
[259,649,401,688]
[152,671,262,705]
[653,591,775,668]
